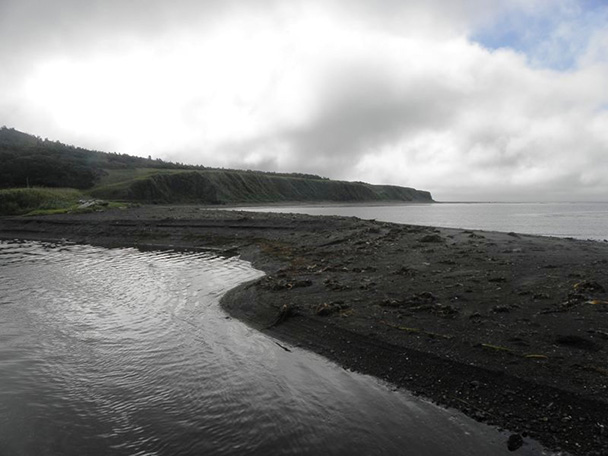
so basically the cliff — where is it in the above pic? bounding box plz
[0,127,433,205]
[90,170,433,204]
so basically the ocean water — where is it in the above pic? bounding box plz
[0,241,550,456]
[229,202,608,241]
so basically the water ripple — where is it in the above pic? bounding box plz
[0,241,549,456]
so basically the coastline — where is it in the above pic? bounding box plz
[1,205,607,455]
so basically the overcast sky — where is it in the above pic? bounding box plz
[1,0,607,201]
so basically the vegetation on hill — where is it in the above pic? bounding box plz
[0,188,84,215]
[90,170,432,204]
[0,126,433,211]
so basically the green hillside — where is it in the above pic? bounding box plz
[90,169,432,204]
[0,127,433,210]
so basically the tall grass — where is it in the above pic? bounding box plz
[0,188,84,215]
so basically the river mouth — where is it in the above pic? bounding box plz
[0,240,548,455]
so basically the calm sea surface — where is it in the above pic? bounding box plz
[0,241,550,455]
[230,202,608,241]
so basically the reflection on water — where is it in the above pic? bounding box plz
[0,241,549,455]
[230,201,608,240]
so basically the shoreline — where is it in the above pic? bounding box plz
[1,205,607,455]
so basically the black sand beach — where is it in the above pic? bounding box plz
[1,206,607,455]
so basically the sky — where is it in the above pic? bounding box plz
[1,0,607,201]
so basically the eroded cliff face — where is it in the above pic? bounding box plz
[1,128,433,205]
[92,170,433,204]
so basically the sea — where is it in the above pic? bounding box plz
[228,201,608,241]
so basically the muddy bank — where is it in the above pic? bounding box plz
[1,205,607,455]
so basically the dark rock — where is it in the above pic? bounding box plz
[380,299,401,308]
[403,291,438,306]
[315,303,337,316]
[314,301,349,316]
[492,305,511,313]
[323,278,349,291]
[574,281,605,294]
[507,433,524,451]
[394,266,417,277]
[532,293,549,300]
[555,335,599,351]
[292,279,313,288]
[419,234,443,243]
[432,303,459,318]
[488,276,507,283]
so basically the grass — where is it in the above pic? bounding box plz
[0,187,84,215]
[95,168,187,187]
[89,167,433,204]
[0,187,128,216]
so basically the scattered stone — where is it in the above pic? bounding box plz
[267,304,295,328]
[492,305,511,313]
[315,301,350,316]
[403,292,438,306]
[292,279,313,288]
[533,293,550,300]
[261,277,312,291]
[323,278,349,291]
[432,303,459,318]
[315,303,337,316]
[380,299,401,308]
[590,329,608,340]
[419,234,443,243]
[353,266,378,273]
[488,276,507,283]
[574,281,605,294]
[394,266,417,277]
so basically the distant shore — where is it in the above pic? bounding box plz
[1,205,607,455]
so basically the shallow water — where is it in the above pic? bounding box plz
[0,241,550,455]
[230,201,608,241]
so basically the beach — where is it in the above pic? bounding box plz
[1,205,607,455]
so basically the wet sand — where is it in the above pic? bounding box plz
[1,205,607,455]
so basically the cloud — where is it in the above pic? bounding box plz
[1,0,607,201]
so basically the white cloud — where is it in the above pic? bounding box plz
[2,0,607,201]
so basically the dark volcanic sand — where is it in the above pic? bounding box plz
[1,206,607,455]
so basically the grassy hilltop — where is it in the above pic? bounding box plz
[0,127,433,214]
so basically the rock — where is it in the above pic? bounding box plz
[492,305,511,313]
[555,335,599,351]
[488,276,507,283]
[315,301,348,316]
[315,303,336,316]
[403,292,438,306]
[432,303,459,318]
[574,281,605,294]
[292,279,313,288]
[419,234,443,243]
[380,299,401,308]
[532,293,549,300]
[507,433,524,451]
[394,266,417,277]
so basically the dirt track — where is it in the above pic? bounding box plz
[1,205,607,455]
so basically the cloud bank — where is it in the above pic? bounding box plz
[1,0,607,201]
